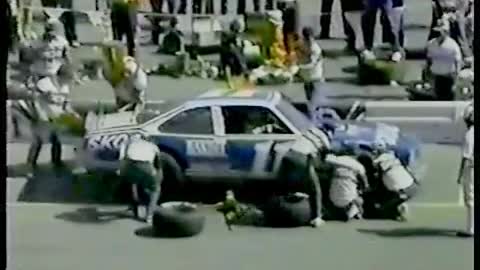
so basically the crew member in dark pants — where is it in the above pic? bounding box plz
[119,139,164,223]
[381,0,404,48]
[111,0,138,57]
[237,0,261,14]
[361,0,403,62]
[149,0,175,45]
[41,0,79,47]
[426,19,462,101]
[319,0,356,51]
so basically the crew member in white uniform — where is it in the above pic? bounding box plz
[114,56,148,113]
[456,102,474,237]
[25,21,73,171]
[327,153,369,221]
[119,139,163,223]
[371,143,418,221]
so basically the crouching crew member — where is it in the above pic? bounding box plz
[326,152,369,221]
[119,139,163,223]
[456,102,474,237]
[370,144,419,221]
[113,56,147,113]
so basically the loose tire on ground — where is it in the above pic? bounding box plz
[262,194,311,227]
[152,202,205,237]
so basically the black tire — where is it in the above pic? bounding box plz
[159,151,185,200]
[152,202,205,237]
[262,194,311,227]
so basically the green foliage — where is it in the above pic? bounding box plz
[357,59,407,85]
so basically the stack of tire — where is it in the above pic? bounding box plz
[152,202,206,237]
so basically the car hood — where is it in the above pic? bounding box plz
[328,121,401,147]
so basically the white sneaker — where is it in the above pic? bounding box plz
[396,203,409,221]
[361,50,376,61]
[310,217,325,228]
[71,41,81,48]
[391,51,402,62]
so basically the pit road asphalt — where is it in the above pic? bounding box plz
[7,0,473,269]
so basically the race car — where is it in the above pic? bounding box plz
[78,90,423,186]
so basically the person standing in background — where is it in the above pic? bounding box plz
[17,0,34,42]
[456,102,474,237]
[149,0,176,45]
[381,0,405,50]
[111,0,138,57]
[361,0,403,62]
[298,27,325,102]
[342,0,365,53]
[41,0,80,47]
[428,0,472,58]
[426,19,462,100]
[319,0,356,52]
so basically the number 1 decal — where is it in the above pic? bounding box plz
[186,140,226,157]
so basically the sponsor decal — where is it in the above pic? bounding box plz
[87,133,143,150]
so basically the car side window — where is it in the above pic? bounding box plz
[158,107,214,134]
[221,106,292,135]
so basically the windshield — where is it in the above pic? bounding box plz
[275,96,313,132]
[136,101,184,124]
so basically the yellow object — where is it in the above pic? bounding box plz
[101,42,128,88]
[269,26,288,69]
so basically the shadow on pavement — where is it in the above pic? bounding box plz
[12,164,132,204]
[357,227,460,238]
[134,226,200,239]
[55,207,135,224]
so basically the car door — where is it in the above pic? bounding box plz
[216,105,298,182]
[144,105,230,178]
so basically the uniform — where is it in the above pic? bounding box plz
[327,155,368,220]
[26,25,71,169]
[299,37,325,101]
[426,29,462,100]
[30,34,69,77]
[459,126,474,235]
[372,150,418,220]
[114,58,147,111]
[119,139,163,222]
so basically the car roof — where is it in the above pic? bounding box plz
[186,88,281,107]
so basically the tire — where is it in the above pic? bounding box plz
[159,151,185,200]
[262,194,311,227]
[152,202,205,237]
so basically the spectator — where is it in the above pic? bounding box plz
[160,17,185,54]
[361,0,403,62]
[342,0,365,52]
[17,0,34,41]
[428,0,472,58]
[220,20,248,83]
[319,0,356,51]
[41,0,80,47]
[111,0,138,57]
[426,19,462,100]
[298,27,325,102]
[381,0,405,50]
[149,0,175,45]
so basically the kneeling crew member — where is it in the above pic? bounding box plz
[327,152,369,221]
[119,139,163,223]
[372,143,419,221]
